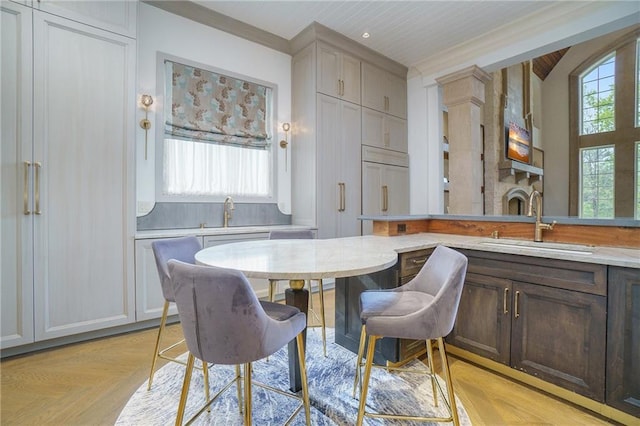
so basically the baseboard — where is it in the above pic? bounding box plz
[447,345,638,425]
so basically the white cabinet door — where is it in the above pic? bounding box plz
[361,161,409,235]
[35,0,137,37]
[362,107,407,153]
[387,72,408,119]
[1,1,34,349]
[134,238,185,321]
[317,43,360,104]
[361,63,407,119]
[317,94,361,239]
[385,164,410,215]
[361,63,386,112]
[32,11,136,340]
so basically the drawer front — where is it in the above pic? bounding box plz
[399,249,433,279]
[461,249,607,296]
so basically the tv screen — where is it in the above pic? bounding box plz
[506,122,530,164]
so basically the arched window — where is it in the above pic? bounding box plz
[569,30,640,218]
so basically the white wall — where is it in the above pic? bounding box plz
[136,3,292,216]
[543,26,635,216]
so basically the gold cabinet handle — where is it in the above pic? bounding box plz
[338,182,345,212]
[34,162,42,215]
[382,185,388,212]
[514,290,520,318]
[411,258,427,266]
[503,287,509,314]
[23,161,31,215]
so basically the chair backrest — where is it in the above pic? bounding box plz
[151,236,202,302]
[168,260,305,365]
[269,229,314,240]
[405,245,468,337]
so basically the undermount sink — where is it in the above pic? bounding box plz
[480,239,594,255]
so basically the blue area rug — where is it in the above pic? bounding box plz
[116,328,471,425]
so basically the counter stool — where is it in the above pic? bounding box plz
[268,229,328,356]
[353,245,468,425]
[169,260,311,426]
[149,236,209,393]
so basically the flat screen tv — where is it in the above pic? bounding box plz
[506,122,530,164]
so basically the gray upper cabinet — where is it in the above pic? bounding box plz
[361,62,407,119]
[317,42,361,104]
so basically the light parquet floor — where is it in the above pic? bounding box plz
[1,290,614,425]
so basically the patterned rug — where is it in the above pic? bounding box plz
[116,328,471,425]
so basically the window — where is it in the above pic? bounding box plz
[570,31,640,218]
[636,39,640,127]
[159,57,275,200]
[580,146,614,218]
[580,54,615,135]
[636,142,640,219]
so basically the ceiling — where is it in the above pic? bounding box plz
[193,1,568,68]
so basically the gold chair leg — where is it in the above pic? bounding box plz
[243,363,252,426]
[203,362,210,412]
[235,365,243,414]
[425,338,439,407]
[296,334,312,425]
[175,353,195,426]
[148,300,170,390]
[352,325,367,398]
[317,279,327,357]
[438,337,460,426]
[356,334,378,426]
[268,279,276,302]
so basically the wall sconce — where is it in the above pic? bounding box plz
[139,94,154,160]
[279,122,290,171]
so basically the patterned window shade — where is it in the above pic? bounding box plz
[165,60,271,149]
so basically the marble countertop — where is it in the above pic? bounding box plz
[345,233,640,269]
[359,214,640,227]
[135,225,314,239]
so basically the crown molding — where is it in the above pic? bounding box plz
[142,0,291,54]
[410,1,639,82]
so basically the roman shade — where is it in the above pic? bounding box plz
[164,60,271,149]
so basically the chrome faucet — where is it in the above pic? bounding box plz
[223,196,234,228]
[527,190,556,242]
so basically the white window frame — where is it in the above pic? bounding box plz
[579,144,615,219]
[154,53,278,203]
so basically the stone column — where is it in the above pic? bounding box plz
[437,66,491,215]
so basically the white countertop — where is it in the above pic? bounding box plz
[135,225,314,239]
[357,233,640,269]
[196,239,399,280]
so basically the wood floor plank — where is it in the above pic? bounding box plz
[1,290,614,425]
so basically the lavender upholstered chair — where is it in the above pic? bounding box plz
[168,260,311,426]
[149,236,205,392]
[268,229,328,356]
[353,245,468,426]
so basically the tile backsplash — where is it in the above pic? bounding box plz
[137,202,291,230]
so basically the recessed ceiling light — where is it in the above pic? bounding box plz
[362,32,370,39]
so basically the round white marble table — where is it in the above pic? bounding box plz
[195,238,398,391]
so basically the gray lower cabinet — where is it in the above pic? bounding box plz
[606,266,640,417]
[446,249,607,402]
[335,249,431,365]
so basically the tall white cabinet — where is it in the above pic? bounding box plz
[1,2,136,349]
[291,25,409,238]
[291,43,362,239]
